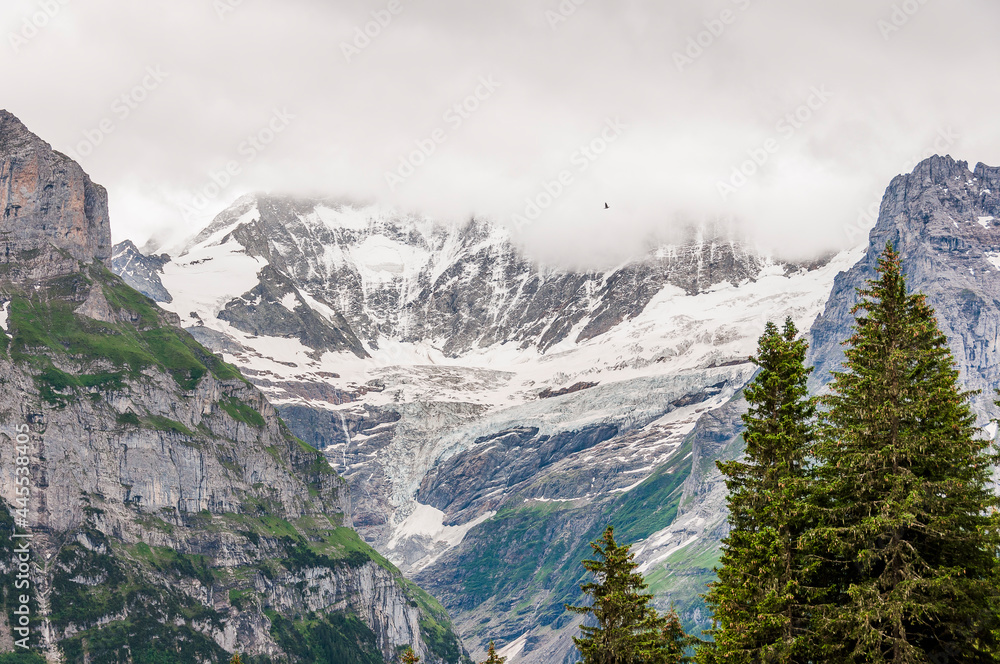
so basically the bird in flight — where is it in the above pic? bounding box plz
[604,202,610,209]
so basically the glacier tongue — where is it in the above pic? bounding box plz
[119,193,860,572]
[114,192,861,663]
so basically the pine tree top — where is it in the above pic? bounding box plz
[401,647,420,664]
[481,640,507,664]
[567,525,690,663]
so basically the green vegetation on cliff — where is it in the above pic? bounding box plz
[0,260,466,663]
[10,264,242,407]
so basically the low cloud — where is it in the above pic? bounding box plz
[3,0,998,264]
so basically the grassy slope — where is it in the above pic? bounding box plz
[3,263,465,663]
[446,435,697,643]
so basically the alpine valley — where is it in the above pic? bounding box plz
[115,148,1000,660]
[4,107,999,664]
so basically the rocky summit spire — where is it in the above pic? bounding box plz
[0,110,112,267]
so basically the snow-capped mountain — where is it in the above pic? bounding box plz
[114,195,855,661]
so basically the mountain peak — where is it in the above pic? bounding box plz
[908,153,970,183]
[0,109,49,157]
[0,110,112,266]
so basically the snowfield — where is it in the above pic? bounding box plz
[148,196,863,572]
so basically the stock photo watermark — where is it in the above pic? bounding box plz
[716,85,833,201]
[10,422,34,650]
[66,66,169,162]
[383,75,501,191]
[545,0,588,31]
[178,108,295,224]
[341,0,407,63]
[8,0,70,53]
[512,117,627,231]
[877,0,932,40]
[673,0,752,72]
[214,0,244,20]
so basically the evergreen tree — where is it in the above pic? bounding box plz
[567,525,688,663]
[481,640,506,664]
[653,608,693,664]
[401,647,420,664]
[700,318,816,663]
[229,654,244,664]
[810,242,1000,662]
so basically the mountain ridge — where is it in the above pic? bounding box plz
[0,110,467,663]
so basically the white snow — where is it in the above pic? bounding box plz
[497,634,528,661]
[170,201,260,257]
[985,252,1000,271]
[978,216,995,229]
[636,535,699,573]
[159,240,267,327]
[385,503,495,572]
[280,293,297,311]
[349,234,429,285]
[149,196,870,576]
[0,301,8,335]
[312,204,371,231]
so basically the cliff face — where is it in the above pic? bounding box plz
[0,111,466,664]
[809,155,1000,420]
[0,110,111,267]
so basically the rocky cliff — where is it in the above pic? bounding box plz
[0,111,466,664]
[809,155,1000,421]
[0,110,111,267]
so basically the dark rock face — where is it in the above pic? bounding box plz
[417,425,618,523]
[158,194,805,358]
[0,109,111,267]
[112,239,172,302]
[218,264,368,357]
[808,155,1000,418]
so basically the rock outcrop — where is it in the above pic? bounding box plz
[809,155,1000,420]
[0,110,111,267]
[0,111,466,663]
[112,239,172,302]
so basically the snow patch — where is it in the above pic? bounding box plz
[312,204,371,231]
[159,240,267,327]
[387,503,495,569]
[280,293,297,311]
[978,216,995,229]
[985,252,1000,271]
[497,634,528,660]
[0,301,8,335]
[637,535,699,573]
[350,234,429,284]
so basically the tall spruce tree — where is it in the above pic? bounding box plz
[699,318,816,663]
[481,640,507,664]
[567,525,689,663]
[810,243,1000,662]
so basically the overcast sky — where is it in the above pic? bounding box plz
[3,0,999,265]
